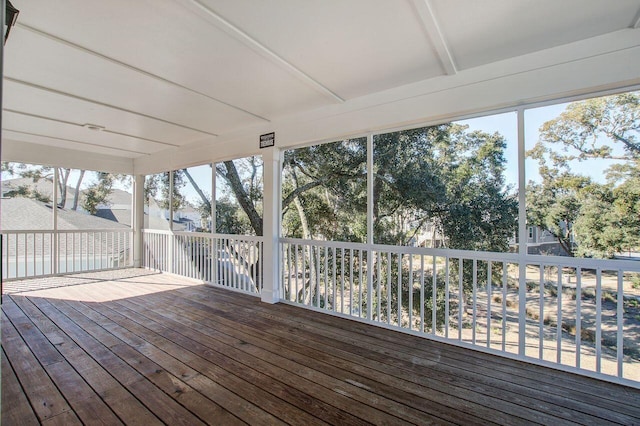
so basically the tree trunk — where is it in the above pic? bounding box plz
[182,168,211,213]
[221,161,263,236]
[291,169,318,304]
[58,168,70,208]
[72,170,85,210]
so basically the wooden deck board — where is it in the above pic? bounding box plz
[174,285,638,425]
[2,269,640,425]
[161,286,629,424]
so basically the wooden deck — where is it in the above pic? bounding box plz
[2,269,639,425]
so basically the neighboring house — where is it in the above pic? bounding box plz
[94,188,133,227]
[144,198,202,232]
[414,221,446,248]
[509,223,574,256]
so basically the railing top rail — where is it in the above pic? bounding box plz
[143,229,264,242]
[280,237,640,271]
[2,228,133,234]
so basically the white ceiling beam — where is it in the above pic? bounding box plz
[16,23,270,123]
[5,77,218,138]
[178,0,345,103]
[412,0,457,75]
[5,109,181,148]
[2,140,135,174]
[4,129,150,156]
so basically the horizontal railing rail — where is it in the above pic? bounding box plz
[280,237,640,388]
[142,229,263,296]
[1,229,133,280]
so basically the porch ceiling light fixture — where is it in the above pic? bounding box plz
[5,0,19,45]
[83,123,105,131]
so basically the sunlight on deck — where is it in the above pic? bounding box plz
[3,269,204,302]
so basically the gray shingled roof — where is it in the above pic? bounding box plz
[1,198,131,260]
[1,197,129,230]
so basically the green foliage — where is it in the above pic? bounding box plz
[3,183,52,203]
[81,173,114,215]
[282,138,367,242]
[527,92,640,258]
[281,124,518,327]
[215,198,254,234]
[145,171,185,211]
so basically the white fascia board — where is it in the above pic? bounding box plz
[2,140,134,174]
[134,28,640,175]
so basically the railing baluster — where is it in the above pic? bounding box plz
[596,268,602,373]
[458,257,463,341]
[324,246,329,309]
[341,248,346,314]
[376,251,381,321]
[358,250,363,316]
[488,261,492,348]
[539,264,544,360]
[24,233,28,277]
[32,232,36,277]
[502,262,507,352]
[557,266,563,364]
[472,259,477,345]
[302,244,307,305]
[387,252,391,325]
[576,267,582,369]
[332,247,337,313]
[420,254,425,334]
[445,257,450,339]
[432,256,437,335]
[397,253,402,328]
[317,245,322,309]
[617,270,624,378]
[408,254,413,330]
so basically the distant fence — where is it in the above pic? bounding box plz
[1,229,133,280]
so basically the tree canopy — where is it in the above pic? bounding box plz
[527,92,640,258]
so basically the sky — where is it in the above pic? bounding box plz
[457,101,626,191]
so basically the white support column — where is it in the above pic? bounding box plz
[133,174,145,268]
[168,170,174,273]
[366,134,374,320]
[211,163,217,284]
[52,167,59,275]
[517,107,527,357]
[211,163,217,233]
[261,147,281,304]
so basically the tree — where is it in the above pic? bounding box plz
[278,124,517,316]
[81,173,115,215]
[373,124,517,252]
[527,92,640,258]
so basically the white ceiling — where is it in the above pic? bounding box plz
[2,0,640,172]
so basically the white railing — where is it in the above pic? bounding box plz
[1,229,133,280]
[280,238,640,387]
[142,230,263,296]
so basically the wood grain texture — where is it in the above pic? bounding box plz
[2,270,639,425]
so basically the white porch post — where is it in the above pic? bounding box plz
[517,108,527,357]
[168,170,174,274]
[133,174,145,268]
[261,147,281,304]
[366,134,374,320]
[52,167,59,275]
